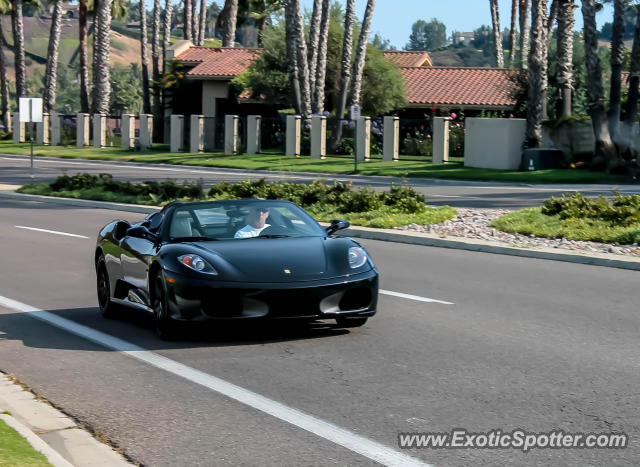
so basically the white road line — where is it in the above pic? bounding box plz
[0,295,430,467]
[380,290,454,305]
[15,226,89,239]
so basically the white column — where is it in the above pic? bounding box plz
[77,113,90,147]
[190,114,204,153]
[224,114,239,155]
[139,114,153,150]
[36,113,50,145]
[170,114,184,152]
[50,111,61,146]
[92,114,106,148]
[247,115,261,154]
[121,114,135,149]
[432,117,450,164]
[13,112,25,143]
[286,115,301,157]
[356,116,371,161]
[383,116,399,161]
[310,115,326,159]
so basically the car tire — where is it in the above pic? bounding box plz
[97,256,119,319]
[152,272,177,340]
[335,317,368,328]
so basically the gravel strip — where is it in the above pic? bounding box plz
[396,208,640,257]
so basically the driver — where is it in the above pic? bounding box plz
[234,205,271,238]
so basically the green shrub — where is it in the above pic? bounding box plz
[542,192,640,226]
[338,187,383,213]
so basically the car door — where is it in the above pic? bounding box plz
[119,213,163,293]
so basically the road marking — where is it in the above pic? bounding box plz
[15,226,89,239]
[380,290,454,305]
[0,295,430,467]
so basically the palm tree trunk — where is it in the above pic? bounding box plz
[509,0,517,65]
[79,0,90,112]
[349,0,375,107]
[11,0,26,97]
[152,0,161,79]
[190,0,197,44]
[582,0,618,164]
[490,0,504,67]
[140,0,151,114]
[519,0,530,70]
[184,0,191,41]
[44,0,63,113]
[291,0,311,118]
[198,0,206,45]
[0,18,10,129]
[525,0,547,147]
[162,0,171,74]
[313,0,330,114]
[219,0,237,47]
[91,0,113,114]
[540,1,549,120]
[609,0,626,143]
[307,0,322,105]
[547,0,558,36]
[284,0,301,114]
[556,0,575,117]
[621,5,640,158]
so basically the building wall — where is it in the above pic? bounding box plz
[202,81,230,117]
[464,118,526,170]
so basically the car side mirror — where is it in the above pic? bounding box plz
[127,225,159,242]
[326,219,350,235]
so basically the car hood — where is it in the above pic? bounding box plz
[193,237,337,282]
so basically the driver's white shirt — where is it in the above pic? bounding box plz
[234,223,270,238]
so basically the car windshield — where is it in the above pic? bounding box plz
[168,200,326,241]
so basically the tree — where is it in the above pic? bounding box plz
[509,0,517,65]
[11,0,26,97]
[0,0,10,129]
[307,0,322,99]
[92,0,114,114]
[110,63,143,113]
[490,0,504,67]
[519,0,530,69]
[371,33,395,51]
[78,0,90,112]
[163,0,172,73]
[152,0,161,78]
[139,0,151,113]
[313,0,330,113]
[350,0,376,107]
[43,0,62,113]
[291,0,311,117]
[525,0,548,147]
[184,0,192,40]
[198,0,206,44]
[581,0,618,164]
[621,4,640,157]
[556,0,576,116]
[284,0,301,113]
[609,0,627,142]
[405,19,446,51]
[217,0,238,46]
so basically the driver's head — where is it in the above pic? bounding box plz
[247,205,270,228]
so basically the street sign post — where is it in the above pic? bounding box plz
[350,104,361,173]
[19,98,43,177]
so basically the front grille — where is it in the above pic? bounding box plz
[339,287,372,311]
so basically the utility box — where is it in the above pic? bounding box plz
[521,148,564,171]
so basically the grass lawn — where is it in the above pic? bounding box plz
[0,418,52,467]
[0,141,626,184]
[491,208,640,244]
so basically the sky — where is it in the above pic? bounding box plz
[299,0,616,50]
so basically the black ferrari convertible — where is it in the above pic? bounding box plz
[95,199,379,339]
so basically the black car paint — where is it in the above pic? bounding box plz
[95,200,379,324]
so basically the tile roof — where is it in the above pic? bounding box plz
[399,66,519,108]
[383,51,432,67]
[174,47,259,78]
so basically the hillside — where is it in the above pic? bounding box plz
[429,46,494,67]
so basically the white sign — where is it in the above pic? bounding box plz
[350,104,361,121]
[19,98,43,123]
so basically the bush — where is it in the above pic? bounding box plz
[542,192,640,226]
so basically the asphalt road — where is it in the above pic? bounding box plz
[3,153,640,209]
[0,196,638,466]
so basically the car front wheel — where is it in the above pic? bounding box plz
[152,272,177,340]
[97,256,118,318]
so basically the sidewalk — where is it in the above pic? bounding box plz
[0,373,134,466]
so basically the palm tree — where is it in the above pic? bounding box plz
[153,0,161,79]
[140,0,151,113]
[581,0,618,164]
[547,0,558,36]
[349,0,376,107]
[556,0,576,117]
[11,0,26,97]
[307,0,322,104]
[198,0,206,45]
[191,0,197,43]
[284,0,301,114]
[163,0,172,73]
[509,0,517,65]
[490,0,504,67]
[622,4,640,157]
[313,0,330,114]
[292,0,311,117]
[0,0,10,129]
[44,0,63,113]
[525,0,547,147]
[184,0,191,40]
[79,0,90,112]
[91,0,113,114]
[609,0,627,142]
[519,0,530,70]
[218,0,238,46]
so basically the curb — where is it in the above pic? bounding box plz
[0,414,73,467]
[3,189,640,271]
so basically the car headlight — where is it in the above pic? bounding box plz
[348,247,368,269]
[177,254,218,275]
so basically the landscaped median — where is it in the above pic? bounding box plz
[0,141,628,184]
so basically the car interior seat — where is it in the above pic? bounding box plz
[170,212,193,238]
